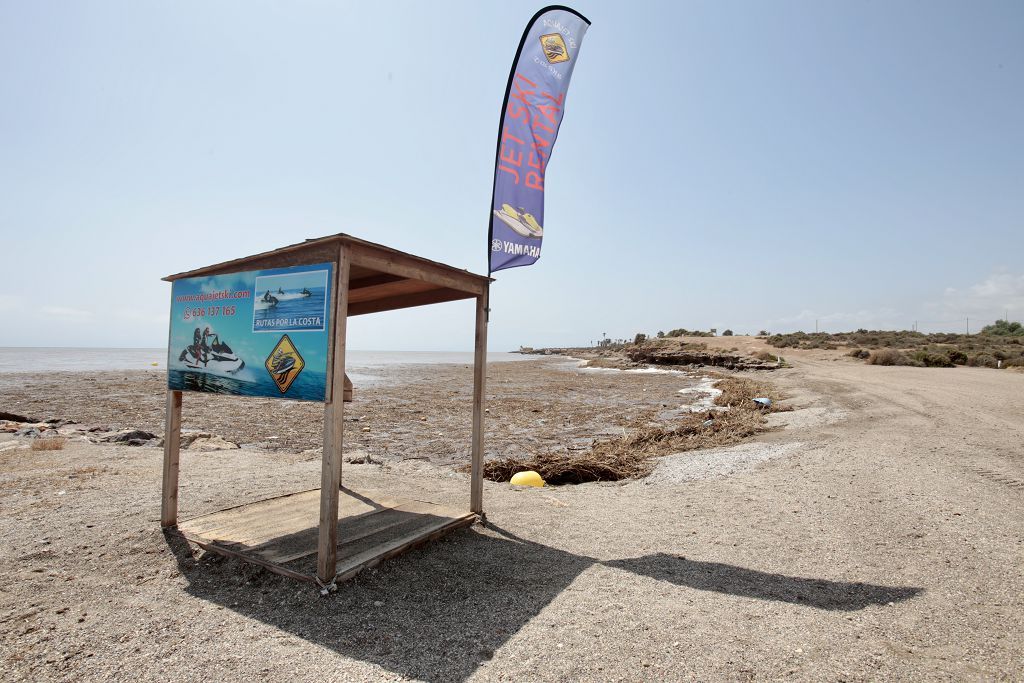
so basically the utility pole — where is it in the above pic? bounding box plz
[966,317,969,335]
[815,319,818,334]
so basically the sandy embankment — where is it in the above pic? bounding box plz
[1,346,1022,681]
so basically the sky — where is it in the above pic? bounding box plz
[1,0,1022,350]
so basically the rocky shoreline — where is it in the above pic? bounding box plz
[0,413,241,451]
[521,337,782,371]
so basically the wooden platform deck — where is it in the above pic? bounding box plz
[174,487,477,584]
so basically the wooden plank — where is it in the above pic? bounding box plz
[470,292,488,514]
[347,242,487,296]
[318,246,351,584]
[343,373,353,402]
[346,278,440,305]
[176,488,320,533]
[170,528,315,584]
[322,247,341,404]
[163,234,491,289]
[180,490,410,549]
[161,390,182,527]
[163,240,341,282]
[176,489,474,583]
[333,513,477,583]
[263,500,462,564]
[347,287,474,317]
[349,273,405,290]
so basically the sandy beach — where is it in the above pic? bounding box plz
[1,342,1022,681]
[0,357,706,463]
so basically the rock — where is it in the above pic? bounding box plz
[102,430,158,444]
[0,411,34,422]
[179,431,213,449]
[15,427,41,438]
[187,435,240,451]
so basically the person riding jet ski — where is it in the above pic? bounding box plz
[178,326,244,373]
[201,326,220,354]
[301,287,311,296]
[191,327,205,364]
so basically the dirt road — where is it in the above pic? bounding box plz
[1,348,1021,681]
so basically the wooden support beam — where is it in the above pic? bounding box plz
[317,247,350,585]
[347,243,487,296]
[348,273,406,290]
[347,287,472,317]
[346,278,441,305]
[161,390,182,527]
[470,291,488,514]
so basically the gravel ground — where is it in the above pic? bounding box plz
[1,348,1022,681]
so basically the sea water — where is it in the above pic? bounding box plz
[0,347,542,384]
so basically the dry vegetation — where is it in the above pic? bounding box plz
[30,436,66,451]
[768,327,1024,369]
[475,375,789,485]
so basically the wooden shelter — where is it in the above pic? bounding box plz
[160,234,490,588]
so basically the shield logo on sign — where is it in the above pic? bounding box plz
[265,334,305,393]
[539,34,570,64]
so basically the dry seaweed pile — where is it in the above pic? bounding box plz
[477,374,790,485]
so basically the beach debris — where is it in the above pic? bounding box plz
[344,450,381,465]
[361,426,371,433]
[752,397,772,409]
[701,419,715,428]
[510,470,546,488]
[187,435,240,451]
[31,437,67,451]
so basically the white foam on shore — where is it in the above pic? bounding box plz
[570,358,685,375]
[677,375,723,411]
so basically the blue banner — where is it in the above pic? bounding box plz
[488,6,590,274]
[167,263,333,401]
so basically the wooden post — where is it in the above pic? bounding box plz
[470,290,488,514]
[161,390,182,527]
[317,247,350,585]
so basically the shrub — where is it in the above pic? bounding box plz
[722,329,734,336]
[945,349,968,365]
[912,350,954,368]
[31,437,67,451]
[981,320,1024,336]
[847,348,870,359]
[633,333,647,345]
[867,349,903,366]
[758,330,769,336]
[967,353,998,368]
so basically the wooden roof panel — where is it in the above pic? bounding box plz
[162,233,489,315]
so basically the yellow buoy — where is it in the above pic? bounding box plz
[510,470,545,488]
[151,362,159,366]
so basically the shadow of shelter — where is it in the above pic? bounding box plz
[165,525,922,683]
